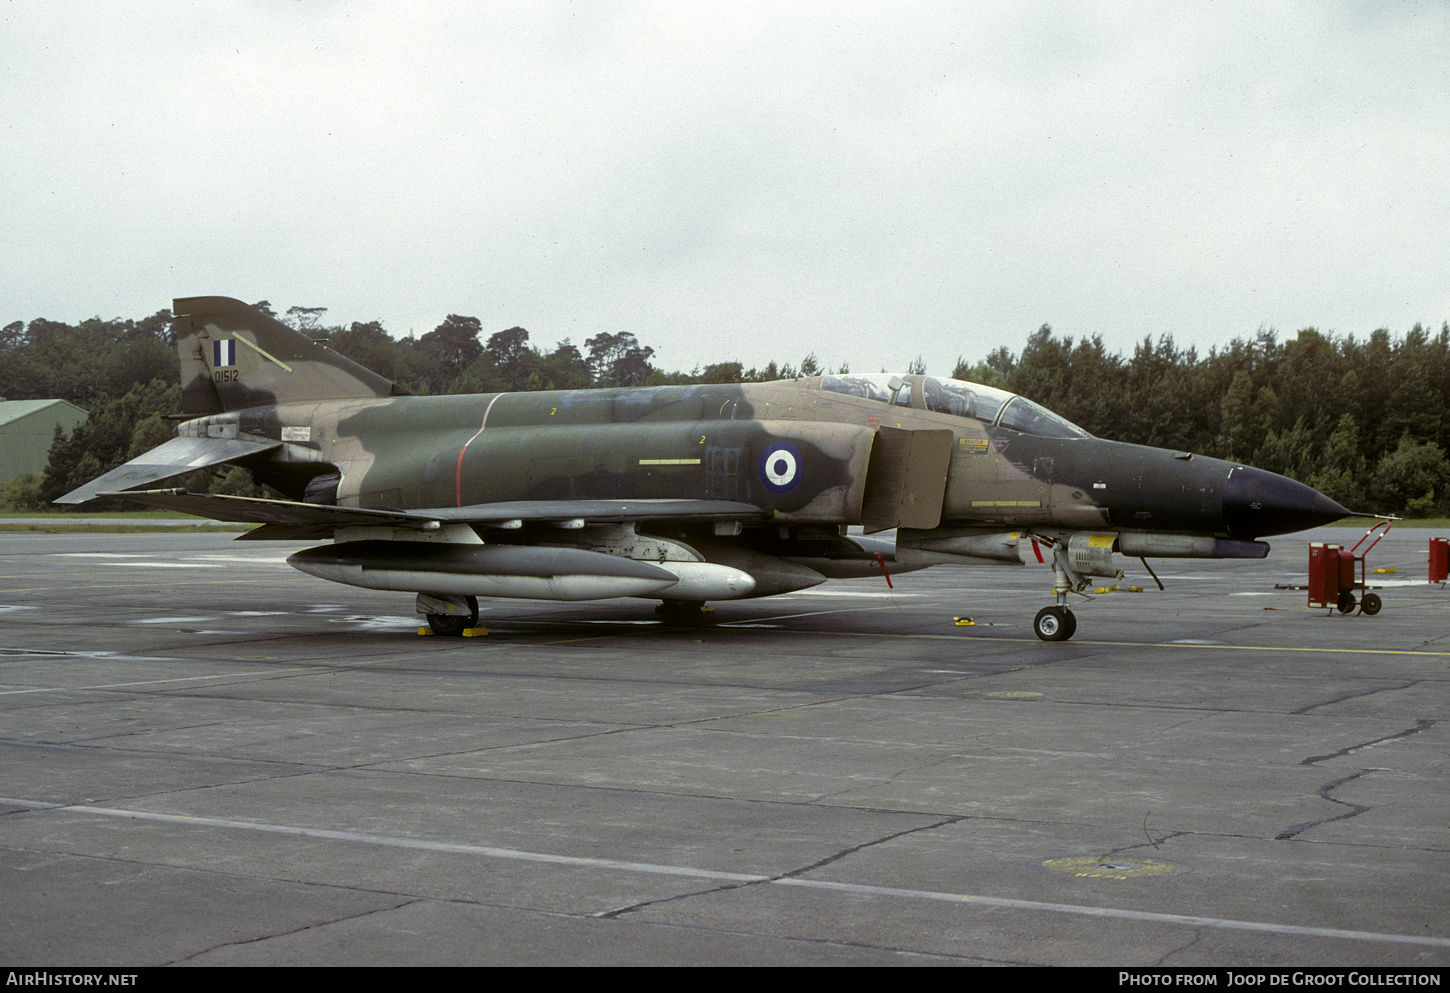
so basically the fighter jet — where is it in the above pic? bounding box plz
[58,296,1353,640]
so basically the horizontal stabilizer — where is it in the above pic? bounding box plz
[86,488,432,537]
[54,437,281,505]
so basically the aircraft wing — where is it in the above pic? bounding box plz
[54,437,283,505]
[94,488,766,541]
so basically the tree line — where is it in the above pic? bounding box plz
[974,323,1450,518]
[2,302,1447,516]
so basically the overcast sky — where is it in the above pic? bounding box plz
[3,0,1447,378]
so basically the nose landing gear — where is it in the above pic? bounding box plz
[1031,536,1101,642]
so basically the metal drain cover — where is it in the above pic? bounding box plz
[1040,857,1177,879]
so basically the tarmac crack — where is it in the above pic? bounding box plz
[1275,768,1373,840]
[167,897,424,965]
[1157,928,1210,966]
[592,814,967,920]
[1102,815,1191,857]
[1294,680,1423,715]
[1298,718,1435,765]
[810,749,961,804]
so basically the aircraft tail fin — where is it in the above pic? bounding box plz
[173,296,409,415]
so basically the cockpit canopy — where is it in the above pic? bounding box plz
[819,373,1091,440]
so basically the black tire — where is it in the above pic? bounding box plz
[1034,606,1074,642]
[428,614,468,636]
[655,599,716,625]
[1337,591,1356,614]
[1361,592,1382,616]
[427,595,478,636]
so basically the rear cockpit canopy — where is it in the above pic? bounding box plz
[818,373,1091,439]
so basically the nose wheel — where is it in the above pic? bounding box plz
[1034,605,1077,642]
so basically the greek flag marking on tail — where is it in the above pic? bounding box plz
[213,339,237,367]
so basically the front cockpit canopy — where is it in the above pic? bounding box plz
[819,373,1091,439]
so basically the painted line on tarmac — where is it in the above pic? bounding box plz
[721,607,894,625]
[780,590,919,598]
[712,625,1450,656]
[1044,638,1450,657]
[508,619,1450,656]
[0,653,433,696]
[0,668,315,696]
[5,797,1449,951]
[4,578,315,593]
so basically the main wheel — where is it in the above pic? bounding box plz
[1034,606,1075,642]
[427,595,479,636]
[1361,592,1382,616]
[1336,591,1356,614]
[427,614,467,636]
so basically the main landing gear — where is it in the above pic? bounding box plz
[418,593,479,636]
[654,599,717,625]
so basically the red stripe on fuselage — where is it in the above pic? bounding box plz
[456,394,503,506]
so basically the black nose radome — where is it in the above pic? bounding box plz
[1222,466,1352,539]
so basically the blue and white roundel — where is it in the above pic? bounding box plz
[759,442,802,493]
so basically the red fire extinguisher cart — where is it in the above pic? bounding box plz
[1308,521,1390,615]
[1429,537,1448,584]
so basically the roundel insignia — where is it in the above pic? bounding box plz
[759,442,802,493]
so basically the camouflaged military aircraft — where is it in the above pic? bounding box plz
[58,296,1354,640]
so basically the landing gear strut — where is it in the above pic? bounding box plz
[1030,537,1099,642]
